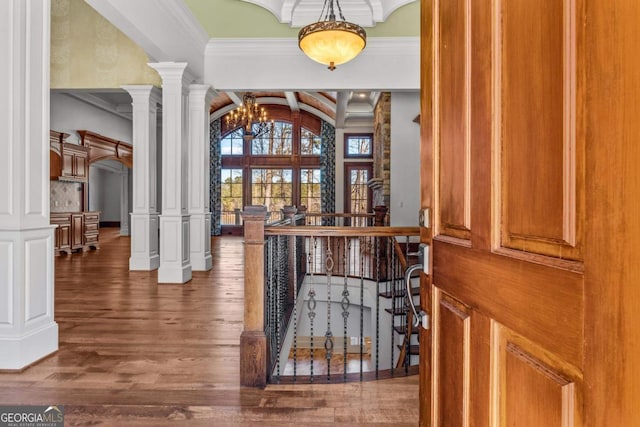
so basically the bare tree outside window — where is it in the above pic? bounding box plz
[252,168,293,218]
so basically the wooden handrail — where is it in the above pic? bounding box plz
[265,226,419,237]
[393,239,410,271]
[304,212,374,218]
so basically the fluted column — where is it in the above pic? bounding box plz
[148,62,192,284]
[0,0,58,369]
[188,85,214,271]
[122,85,161,270]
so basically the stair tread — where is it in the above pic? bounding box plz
[379,286,420,299]
[384,305,422,316]
[394,325,419,335]
[397,344,420,355]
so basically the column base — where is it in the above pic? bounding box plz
[0,227,58,370]
[129,254,160,271]
[129,213,159,271]
[191,254,212,272]
[158,263,192,284]
[158,214,192,284]
[190,213,212,272]
[0,322,58,371]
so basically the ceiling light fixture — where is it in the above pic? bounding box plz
[225,92,273,139]
[298,0,367,71]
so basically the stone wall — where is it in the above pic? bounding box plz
[373,92,391,208]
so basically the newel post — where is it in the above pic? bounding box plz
[240,205,268,387]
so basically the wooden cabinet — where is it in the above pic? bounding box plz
[83,212,100,250]
[71,213,84,251]
[60,143,89,182]
[51,211,100,255]
[51,213,72,255]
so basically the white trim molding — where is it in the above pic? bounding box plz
[242,0,418,27]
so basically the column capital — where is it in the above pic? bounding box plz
[148,62,191,87]
[122,85,162,105]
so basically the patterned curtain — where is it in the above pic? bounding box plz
[209,119,222,235]
[320,120,335,224]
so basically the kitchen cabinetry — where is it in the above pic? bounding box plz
[60,143,89,182]
[51,212,100,256]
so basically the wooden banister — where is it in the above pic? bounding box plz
[264,226,420,237]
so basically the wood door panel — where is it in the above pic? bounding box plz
[497,0,583,261]
[492,322,582,426]
[434,290,470,426]
[433,241,583,368]
[438,0,471,240]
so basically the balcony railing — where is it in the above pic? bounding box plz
[240,205,420,387]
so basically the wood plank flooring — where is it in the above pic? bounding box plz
[0,228,419,426]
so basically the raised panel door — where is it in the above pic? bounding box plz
[71,214,84,250]
[421,0,585,425]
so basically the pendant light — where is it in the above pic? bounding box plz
[298,0,367,71]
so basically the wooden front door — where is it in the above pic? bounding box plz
[420,0,590,424]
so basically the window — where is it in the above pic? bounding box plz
[251,121,293,155]
[220,128,244,155]
[300,168,321,212]
[345,133,373,158]
[344,163,373,219]
[251,168,293,217]
[220,169,243,225]
[220,114,323,231]
[301,127,321,155]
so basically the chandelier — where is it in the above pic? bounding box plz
[298,0,367,71]
[225,93,273,139]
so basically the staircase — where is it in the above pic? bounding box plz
[380,243,421,369]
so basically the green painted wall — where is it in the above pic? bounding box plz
[51,0,160,89]
[184,0,419,38]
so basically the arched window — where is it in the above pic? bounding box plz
[219,112,323,230]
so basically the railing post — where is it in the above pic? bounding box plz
[234,208,242,225]
[240,205,268,387]
[282,206,298,306]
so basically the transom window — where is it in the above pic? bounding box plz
[252,122,293,155]
[345,133,373,158]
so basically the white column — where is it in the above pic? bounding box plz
[188,85,214,271]
[122,85,161,270]
[119,171,129,236]
[0,0,58,370]
[148,62,192,284]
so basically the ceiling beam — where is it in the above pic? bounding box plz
[285,91,300,111]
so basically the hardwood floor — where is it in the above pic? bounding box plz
[0,228,419,426]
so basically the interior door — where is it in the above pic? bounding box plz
[420,0,585,425]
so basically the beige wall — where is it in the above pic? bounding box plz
[51,0,160,88]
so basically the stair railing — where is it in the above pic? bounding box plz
[240,205,420,387]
